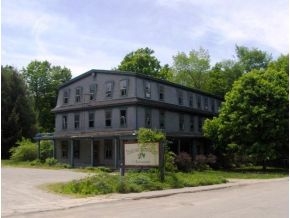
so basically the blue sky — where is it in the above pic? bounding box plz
[2,0,289,77]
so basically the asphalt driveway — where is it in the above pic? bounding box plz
[1,167,90,216]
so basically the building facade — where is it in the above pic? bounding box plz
[52,69,222,168]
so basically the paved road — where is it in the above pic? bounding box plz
[2,168,288,218]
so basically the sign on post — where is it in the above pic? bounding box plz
[124,143,159,167]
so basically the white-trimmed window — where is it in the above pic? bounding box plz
[63,89,69,104]
[189,94,193,107]
[105,110,112,127]
[179,114,185,131]
[89,84,97,100]
[105,81,114,98]
[89,112,95,128]
[104,140,113,159]
[75,87,82,103]
[145,108,151,128]
[62,115,68,129]
[159,111,165,129]
[204,97,209,110]
[120,79,128,97]
[190,116,194,132]
[177,90,183,105]
[120,109,127,128]
[74,114,80,129]
[144,81,151,98]
[159,85,164,101]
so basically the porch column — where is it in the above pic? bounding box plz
[90,139,94,167]
[114,138,118,169]
[70,139,74,167]
[52,139,56,159]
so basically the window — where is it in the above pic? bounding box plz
[89,84,97,100]
[120,80,128,97]
[159,111,165,129]
[197,95,201,109]
[190,116,194,132]
[104,140,113,159]
[211,99,215,112]
[75,87,82,103]
[120,109,127,128]
[144,81,151,98]
[105,82,114,98]
[204,97,208,110]
[198,117,203,132]
[179,114,184,131]
[105,110,112,127]
[62,115,68,129]
[74,114,80,129]
[177,90,183,105]
[189,94,193,107]
[89,112,95,128]
[145,109,151,128]
[74,140,80,159]
[61,141,68,158]
[63,89,69,104]
[159,85,164,101]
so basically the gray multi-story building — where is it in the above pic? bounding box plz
[52,69,222,168]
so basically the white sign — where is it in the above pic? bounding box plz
[124,143,159,166]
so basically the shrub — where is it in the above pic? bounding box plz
[40,141,53,161]
[10,138,37,161]
[193,154,217,171]
[175,152,192,172]
[165,151,177,172]
[45,157,58,166]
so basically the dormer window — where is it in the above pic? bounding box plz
[75,87,82,103]
[120,79,128,97]
[63,89,69,104]
[159,85,164,101]
[177,90,183,105]
[144,81,151,98]
[89,84,97,100]
[105,82,114,98]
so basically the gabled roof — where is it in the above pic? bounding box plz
[59,69,223,99]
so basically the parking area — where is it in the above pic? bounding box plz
[1,167,90,216]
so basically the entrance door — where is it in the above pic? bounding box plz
[93,141,99,166]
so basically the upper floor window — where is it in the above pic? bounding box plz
[120,79,128,97]
[145,108,151,128]
[105,81,114,98]
[190,116,194,132]
[179,114,185,131]
[75,87,82,103]
[63,89,69,104]
[89,112,95,128]
[188,94,193,107]
[211,99,215,112]
[105,110,112,128]
[159,111,165,129]
[62,115,68,129]
[89,84,97,100]
[144,81,151,98]
[120,109,127,128]
[74,114,80,129]
[177,90,183,105]
[204,97,209,110]
[159,85,164,101]
[197,95,201,109]
[74,140,80,159]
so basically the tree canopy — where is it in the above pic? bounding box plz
[1,66,37,159]
[203,56,288,169]
[22,60,72,132]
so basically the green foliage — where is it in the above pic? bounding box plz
[165,151,177,172]
[1,65,37,159]
[40,141,53,161]
[172,47,210,90]
[137,128,166,143]
[22,60,71,131]
[117,47,162,78]
[45,157,58,166]
[203,56,289,169]
[10,138,37,161]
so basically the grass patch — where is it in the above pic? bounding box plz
[1,159,71,169]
